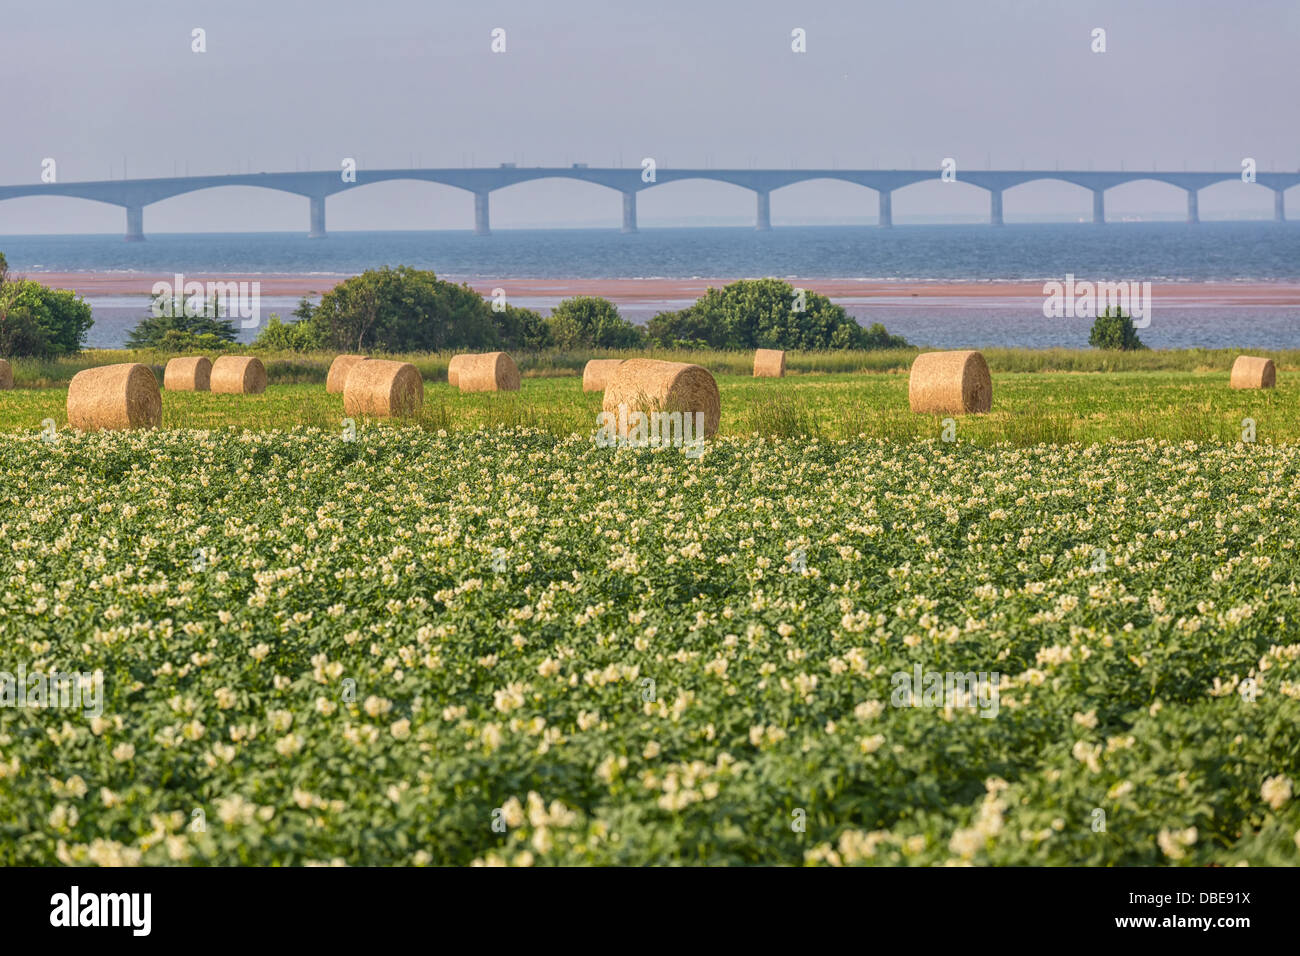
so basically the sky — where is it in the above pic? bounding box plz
[1,0,1297,233]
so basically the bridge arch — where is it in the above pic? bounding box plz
[323,178,488,232]
[761,177,886,226]
[889,177,995,225]
[486,176,629,231]
[1104,177,1201,222]
[638,177,765,229]
[1196,178,1280,221]
[0,194,124,234]
[1001,177,1097,223]
[143,185,307,233]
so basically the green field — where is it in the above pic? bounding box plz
[0,428,1297,865]
[2,361,1298,445]
[7,345,1300,389]
[1,350,1298,865]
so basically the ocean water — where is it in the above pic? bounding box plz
[3,222,1299,349]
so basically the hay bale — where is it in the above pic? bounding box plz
[582,359,624,392]
[326,354,368,393]
[602,358,721,439]
[447,354,472,388]
[457,351,520,392]
[210,356,267,395]
[1230,355,1276,389]
[163,356,212,391]
[0,358,11,390]
[67,363,161,431]
[908,350,992,415]
[753,349,786,377]
[343,359,423,417]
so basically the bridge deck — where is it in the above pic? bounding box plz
[2,167,1295,238]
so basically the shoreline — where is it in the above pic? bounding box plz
[18,272,1300,306]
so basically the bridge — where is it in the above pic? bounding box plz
[1,166,1296,240]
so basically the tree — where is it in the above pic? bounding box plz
[126,292,238,349]
[0,276,94,358]
[304,266,498,352]
[492,304,553,351]
[546,296,642,349]
[859,322,911,350]
[253,301,328,352]
[645,278,908,350]
[1089,306,1147,351]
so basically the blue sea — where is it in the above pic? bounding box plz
[3,222,1298,349]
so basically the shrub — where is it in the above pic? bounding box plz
[859,322,911,350]
[254,303,329,352]
[546,297,642,349]
[126,292,237,349]
[646,278,908,350]
[154,330,236,353]
[1089,307,1147,351]
[306,266,498,353]
[493,304,553,351]
[0,278,94,358]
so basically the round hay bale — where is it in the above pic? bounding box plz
[458,351,520,392]
[447,354,473,388]
[602,358,721,439]
[753,349,786,378]
[1230,355,1276,389]
[163,356,212,391]
[210,356,267,395]
[582,359,625,392]
[908,350,992,415]
[67,363,161,431]
[343,359,423,417]
[326,354,368,393]
[0,358,12,390]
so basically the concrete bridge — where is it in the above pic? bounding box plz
[1,166,1296,240]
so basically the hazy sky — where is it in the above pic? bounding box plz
[2,0,1297,232]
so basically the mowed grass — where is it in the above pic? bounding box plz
[1,369,1293,445]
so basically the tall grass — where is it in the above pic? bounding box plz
[741,393,819,439]
[5,372,1298,445]
[13,345,1300,388]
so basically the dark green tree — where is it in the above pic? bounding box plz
[646,278,907,350]
[546,296,642,349]
[493,304,553,351]
[306,266,498,352]
[254,299,329,351]
[126,291,238,349]
[0,276,94,358]
[1088,306,1147,351]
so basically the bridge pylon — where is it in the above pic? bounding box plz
[878,190,892,227]
[621,191,637,233]
[125,205,144,242]
[989,188,1003,226]
[308,196,327,239]
[1092,189,1106,224]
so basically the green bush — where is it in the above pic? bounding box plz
[493,304,553,351]
[1089,307,1147,351]
[254,302,329,352]
[301,266,499,353]
[545,296,642,349]
[126,292,238,349]
[646,278,907,350]
[0,274,94,358]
